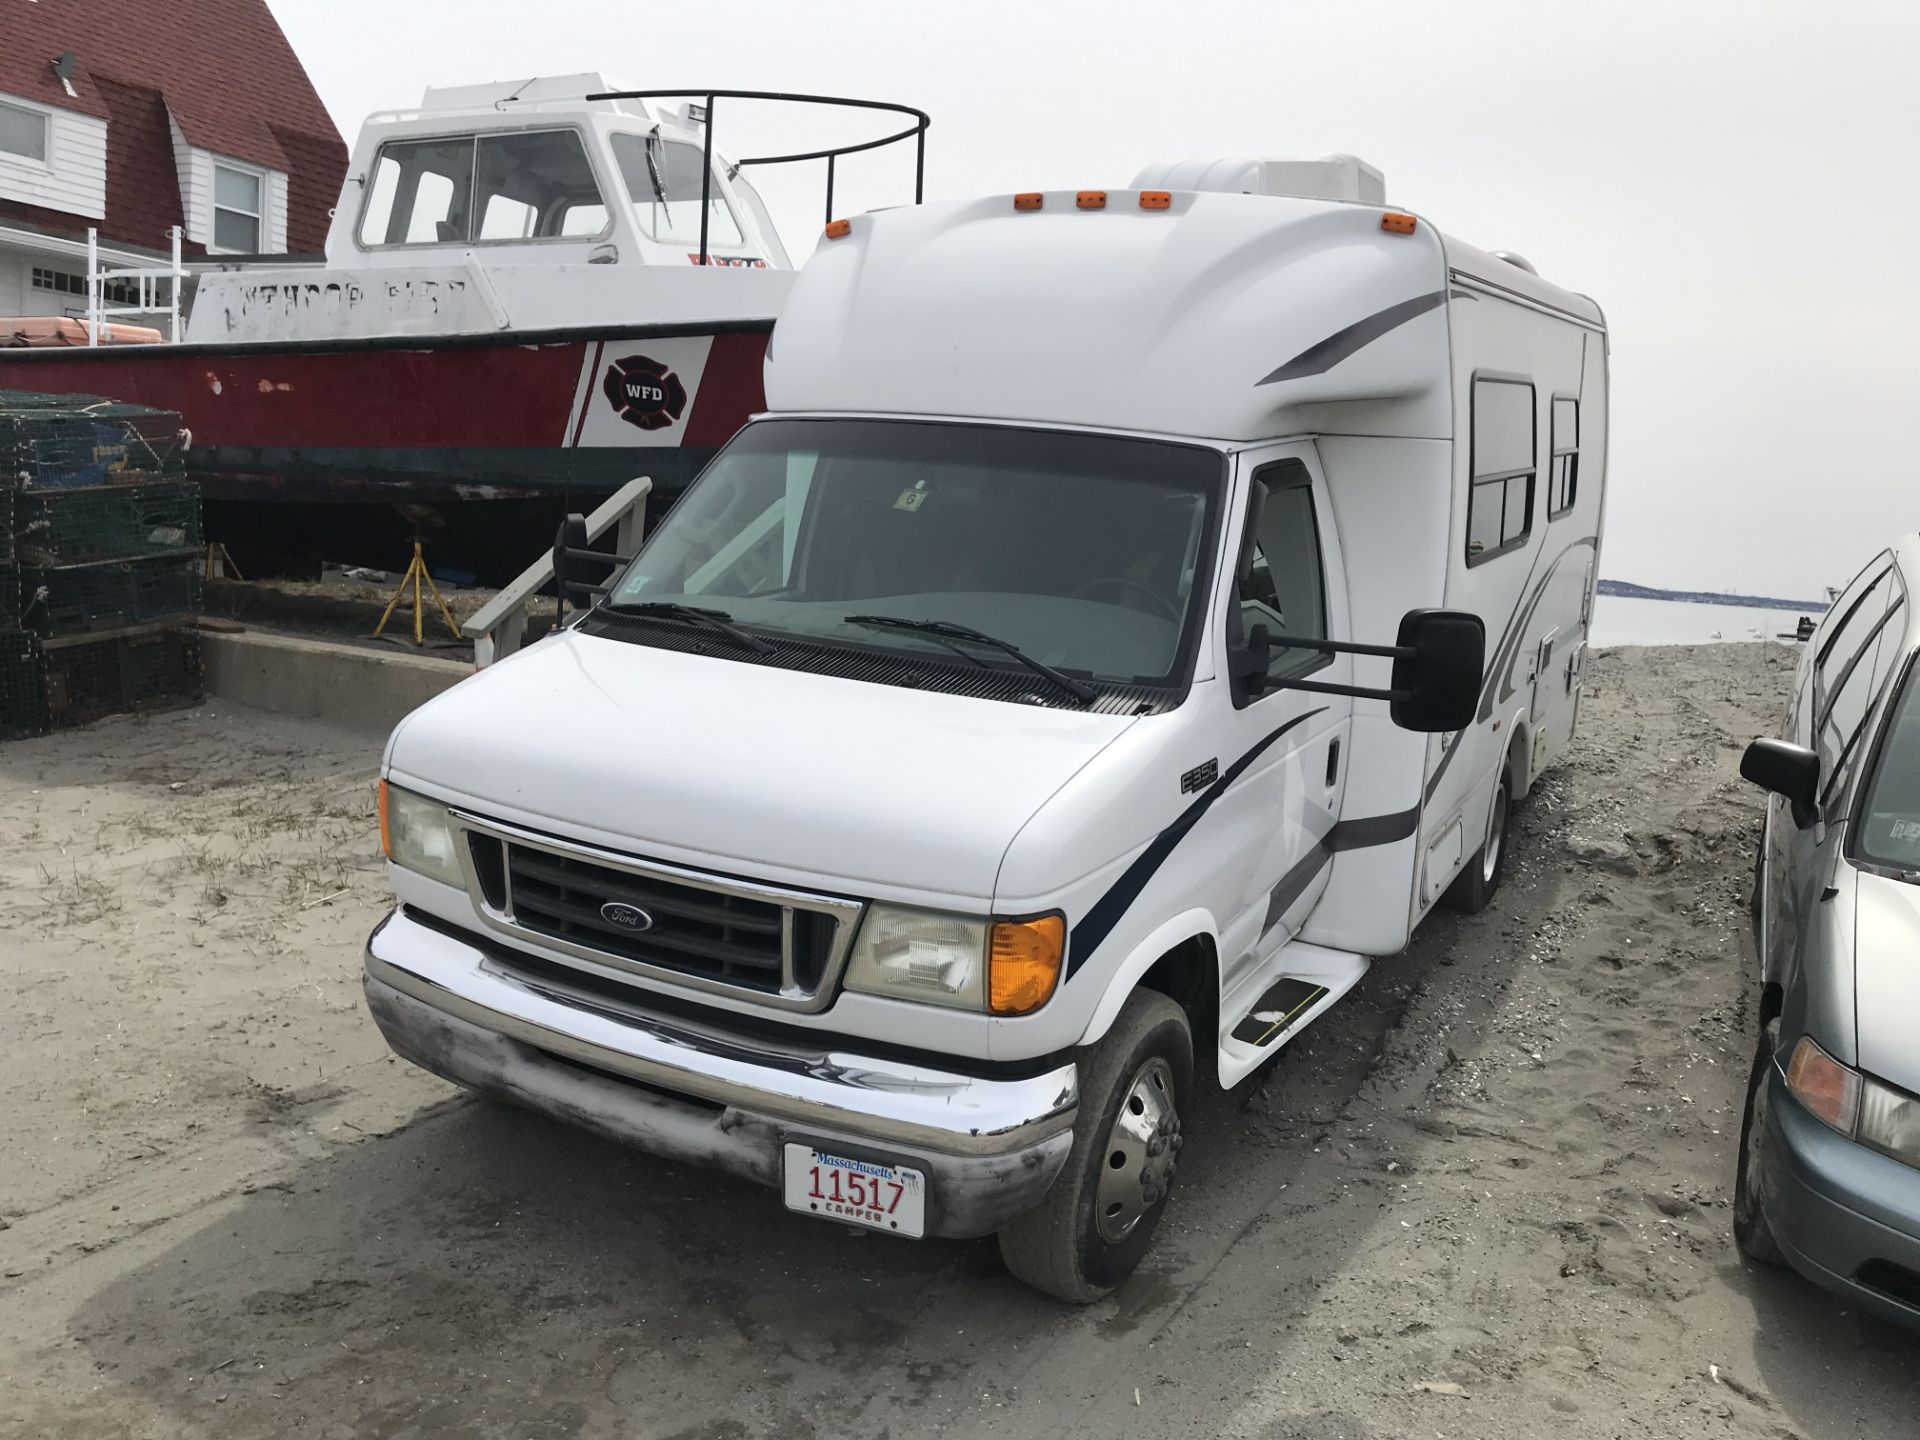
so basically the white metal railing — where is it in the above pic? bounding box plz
[87,225,185,343]
[463,475,652,667]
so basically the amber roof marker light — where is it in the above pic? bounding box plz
[1138,190,1172,210]
[824,218,852,239]
[1381,211,1418,235]
[1076,190,1107,210]
[1013,192,1044,211]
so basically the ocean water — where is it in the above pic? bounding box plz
[1589,594,1819,648]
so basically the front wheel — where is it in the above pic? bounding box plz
[997,990,1193,1303]
[1734,1018,1788,1266]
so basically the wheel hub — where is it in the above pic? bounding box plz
[1095,1057,1181,1243]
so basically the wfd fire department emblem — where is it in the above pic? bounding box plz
[602,354,688,431]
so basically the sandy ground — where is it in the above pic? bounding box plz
[1,645,1915,1439]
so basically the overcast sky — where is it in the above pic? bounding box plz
[271,0,1920,600]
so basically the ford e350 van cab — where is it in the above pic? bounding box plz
[364,155,1609,1301]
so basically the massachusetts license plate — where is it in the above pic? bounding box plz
[781,1143,926,1238]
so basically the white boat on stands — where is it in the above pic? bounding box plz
[0,76,929,578]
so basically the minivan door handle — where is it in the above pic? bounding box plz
[1325,738,1341,789]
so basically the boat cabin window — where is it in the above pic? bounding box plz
[1547,396,1578,519]
[358,129,607,247]
[1467,376,1536,566]
[609,133,745,250]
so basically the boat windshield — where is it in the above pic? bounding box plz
[609,132,745,249]
[606,418,1224,686]
[1858,660,1920,876]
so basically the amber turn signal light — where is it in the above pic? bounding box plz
[1076,190,1107,210]
[824,218,852,239]
[988,915,1066,1016]
[377,777,392,860]
[1380,211,1417,235]
[1138,190,1171,210]
[1013,192,1044,211]
[1785,1035,1862,1134]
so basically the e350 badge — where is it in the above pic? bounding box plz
[603,354,688,431]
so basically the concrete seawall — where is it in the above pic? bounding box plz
[200,630,469,734]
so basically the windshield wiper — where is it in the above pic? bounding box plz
[643,131,672,225]
[601,600,772,655]
[844,615,1097,706]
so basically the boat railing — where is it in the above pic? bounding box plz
[585,88,931,263]
[86,226,185,344]
[463,474,653,667]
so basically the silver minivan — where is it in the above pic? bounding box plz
[1736,534,1920,1329]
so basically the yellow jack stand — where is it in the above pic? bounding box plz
[373,538,462,647]
[204,541,244,581]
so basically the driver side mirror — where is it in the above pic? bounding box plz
[1741,738,1820,830]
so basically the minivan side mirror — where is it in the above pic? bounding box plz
[1389,609,1485,733]
[1740,738,1820,829]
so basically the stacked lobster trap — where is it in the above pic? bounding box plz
[0,391,204,738]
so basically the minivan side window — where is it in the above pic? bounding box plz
[1817,586,1907,808]
[1548,396,1579,518]
[1467,377,1535,565]
[1233,464,1327,695]
[1813,561,1893,726]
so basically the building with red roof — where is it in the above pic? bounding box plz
[0,0,345,326]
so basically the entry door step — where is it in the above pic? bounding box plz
[1217,943,1369,1087]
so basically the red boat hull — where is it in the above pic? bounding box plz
[0,325,771,580]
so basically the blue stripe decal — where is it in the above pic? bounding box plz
[1066,708,1325,978]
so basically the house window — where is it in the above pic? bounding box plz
[1467,377,1536,566]
[30,267,140,305]
[0,99,49,162]
[1548,396,1579,518]
[213,163,263,252]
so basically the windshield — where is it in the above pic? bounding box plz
[606,418,1224,686]
[609,133,745,249]
[1858,657,1920,874]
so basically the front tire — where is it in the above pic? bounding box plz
[1444,771,1512,914]
[1734,1018,1788,1267]
[997,990,1193,1303]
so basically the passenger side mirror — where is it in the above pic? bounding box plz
[1229,622,1273,701]
[553,513,590,615]
[1389,609,1485,733]
[1741,738,1820,829]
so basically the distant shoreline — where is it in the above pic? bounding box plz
[1597,579,1828,612]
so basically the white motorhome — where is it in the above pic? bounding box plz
[364,155,1609,1300]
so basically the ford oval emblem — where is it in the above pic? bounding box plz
[599,901,654,932]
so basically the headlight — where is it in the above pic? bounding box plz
[844,906,987,1009]
[1783,1035,1920,1170]
[844,905,1065,1015]
[378,780,463,888]
[1859,1077,1920,1168]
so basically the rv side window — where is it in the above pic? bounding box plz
[1234,464,1328,694]
[1548,396,1579,519]
[1466,377,1535,566]
[358,130,606,246]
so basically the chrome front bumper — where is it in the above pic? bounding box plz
[363,908,1079,1238]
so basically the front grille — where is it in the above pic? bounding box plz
[460,823,854,1005]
